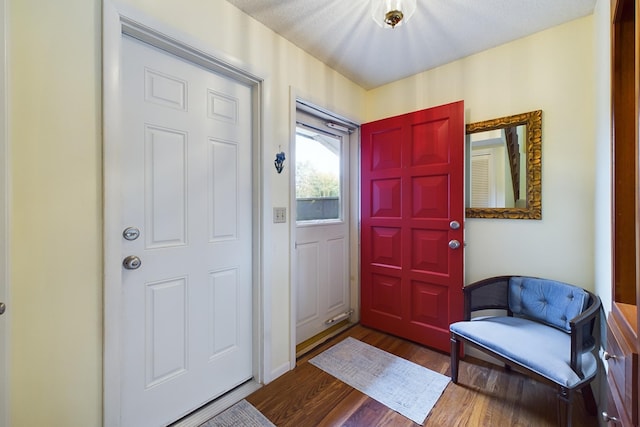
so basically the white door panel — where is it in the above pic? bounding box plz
[296,223,349,342]
[296,242,319,326]
[120,35,252,427]
[326,237,348,310]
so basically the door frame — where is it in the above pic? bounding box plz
[0,0,9,424]
[288,93,360,365]
[103,3,267,425]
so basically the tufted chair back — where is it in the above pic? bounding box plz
[508,277,589,333]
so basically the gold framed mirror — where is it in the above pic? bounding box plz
[465,110,542,219]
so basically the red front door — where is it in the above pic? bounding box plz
[360,101,464,353]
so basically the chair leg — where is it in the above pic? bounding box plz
[556,387,573,427]
[450,333,459,383]
[580,384,597,416]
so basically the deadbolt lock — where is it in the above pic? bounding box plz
[123,227,140,241]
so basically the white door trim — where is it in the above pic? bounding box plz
[0,0,9,424]
[288,92,361,365]
[103,3,267,425]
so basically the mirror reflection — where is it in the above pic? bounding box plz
[465,110,542,219]
[468,125,526,209]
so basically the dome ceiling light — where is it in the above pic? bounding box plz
[371,0,417,29]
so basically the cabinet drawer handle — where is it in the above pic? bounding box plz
[601,411,620,423]
[603,351,617,361]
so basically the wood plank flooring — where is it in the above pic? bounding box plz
[245,325,599,427]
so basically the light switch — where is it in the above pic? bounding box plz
[273,207,286,223]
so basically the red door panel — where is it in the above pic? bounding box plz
[361,101,464,353]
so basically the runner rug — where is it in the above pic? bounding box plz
[309,337,450,425]
[200,400,275,427]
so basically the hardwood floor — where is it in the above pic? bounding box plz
[245,325,599,427]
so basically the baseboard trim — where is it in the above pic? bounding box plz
[269,361,291,382]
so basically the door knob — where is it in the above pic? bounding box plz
[0,302,5,315]
[449,220,461,230]
[123,255,142,270]
[449,240,461,249]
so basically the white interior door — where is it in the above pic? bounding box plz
[119,35,253,427]
[470,146,506,208]
[294,109,351,345]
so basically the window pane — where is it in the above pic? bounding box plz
[295,127,341,221]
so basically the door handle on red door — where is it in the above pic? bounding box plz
[449,240,461,249]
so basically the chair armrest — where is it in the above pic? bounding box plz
[463,275,513,320]
[569,290,601,378]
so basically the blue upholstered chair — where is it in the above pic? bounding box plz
[449,276,601,427]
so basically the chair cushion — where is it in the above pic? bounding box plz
[508,277,589,332]
[450,316,596,388]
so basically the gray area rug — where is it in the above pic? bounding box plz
[200,400,275,427]
[309,337,450,425]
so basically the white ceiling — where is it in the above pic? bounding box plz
[225,0,597,89]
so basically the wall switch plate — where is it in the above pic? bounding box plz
[273,207,286,223]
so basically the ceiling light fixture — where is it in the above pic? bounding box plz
[371,0,417,29]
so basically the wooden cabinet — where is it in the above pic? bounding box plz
[606,305,638,426]
[609,0,640,425]
[607,381,631,427]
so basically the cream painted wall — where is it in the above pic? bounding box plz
[593,0,612,314]
[8,1,604,425]
[592,0,612,411]
[589,0,613,414]
[9,0,103,426]
[9,0,365,425]
[366,16,598,291]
